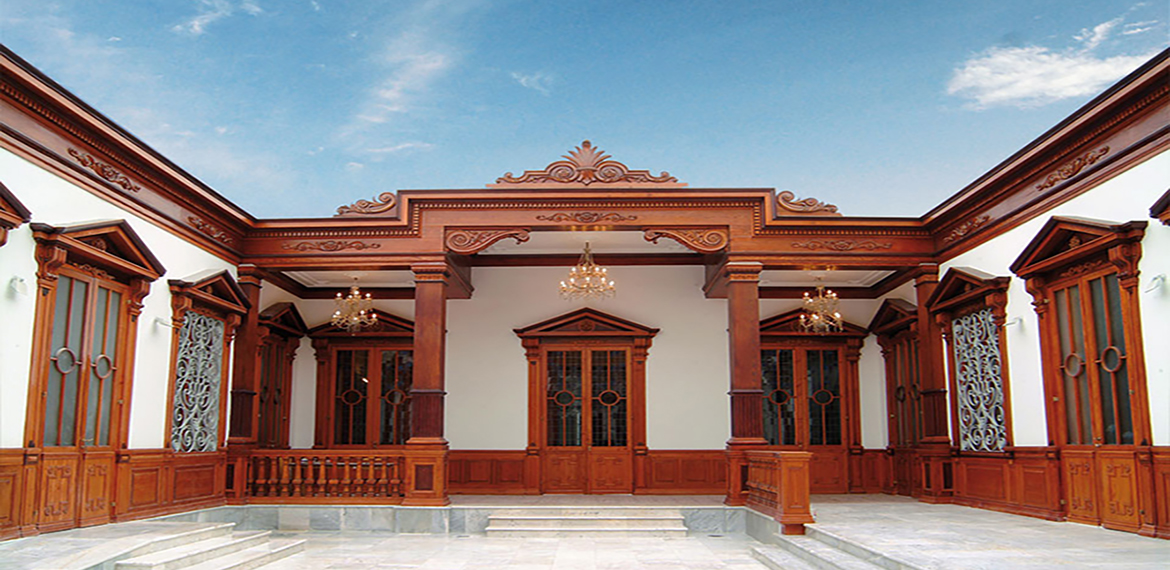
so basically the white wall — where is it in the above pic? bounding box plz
[942,150,1170,446]
[446,265,729,450]
[0,148,236,449]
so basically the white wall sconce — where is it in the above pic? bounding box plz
[154,316,175,329]
[8,276,29,296]
[1144,273,1166,294]
[1003,317,1023,327]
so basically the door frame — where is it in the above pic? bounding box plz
[515,308,657,494]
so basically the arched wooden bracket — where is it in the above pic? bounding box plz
[444,228,531,255]
[643,228,729,253]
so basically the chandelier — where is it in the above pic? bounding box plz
[332,278,378,332]
[799,279,842,334]
[560,242,615,300]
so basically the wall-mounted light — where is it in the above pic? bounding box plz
[1003,317,1023,328]
[1144,273,1166,294]
[154,316,175,329]
[8,276,29,296]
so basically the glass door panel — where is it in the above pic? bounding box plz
[590,350,628,447]
[379,350,412,445]
[762,349,796,445]
[334,349,368,445]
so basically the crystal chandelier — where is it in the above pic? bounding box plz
[799,279,842,334]
[332,278,378,332]
[560,242,615,300]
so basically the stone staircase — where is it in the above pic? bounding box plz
[751,525,923,570]
[484,507,689,538]
[47,521,304,570]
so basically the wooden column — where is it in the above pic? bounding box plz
[724,261,767,505]
[404,261,450,506]
[913,264,953,502]
[228,265,263,444]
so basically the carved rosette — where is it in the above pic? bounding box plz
[1035,147,1109,190]
[493,141,682,187]
[281,240,381,252]
[68,148,141,192]
[536,212,638,224]
[445,228,530,254]
[776,191,839,216]
[335,192,397,216]
[791,239,892,251]
[643,228,729,253]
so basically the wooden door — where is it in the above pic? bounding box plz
[542,347,633,493]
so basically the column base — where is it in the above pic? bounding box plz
[402,441,449,507]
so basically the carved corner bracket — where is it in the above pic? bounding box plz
[776,191,839,216]
[643,228,729,253]
[445,228,530,255]
[336,192,397,216]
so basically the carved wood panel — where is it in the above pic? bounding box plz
[79,453,114,526]
[38,454,77,531]
[0,451,21,538]
[809,449,848,494]
[589,451,632,493]
[542,451,585,493]
[1063,450,1098,524]
[1097,451,1140,532]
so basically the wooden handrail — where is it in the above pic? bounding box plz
[241,450,404,504]
[744,450,814,535]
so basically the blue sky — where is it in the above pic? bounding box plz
[1,1,1165,219]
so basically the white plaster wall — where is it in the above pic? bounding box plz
[445,265,729,450]
[941,150,1170,446]
[0,148,236,449]
[255,283,415,449]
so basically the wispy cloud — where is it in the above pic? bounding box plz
[1123,20,1158,35]
[511,71,553,95]
[172,0,263,36]
[948,12,1159,109]
[366,142,434,154]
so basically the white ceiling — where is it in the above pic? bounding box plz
[286,270,415,288]
[759,269,894,288]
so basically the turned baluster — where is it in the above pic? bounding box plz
[292,455,304,497]
[317,456,327,497]
[342,456,352,496]
[377,457,389,497]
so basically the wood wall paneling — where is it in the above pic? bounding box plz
[448,451,533,494]
[0,450,23,540]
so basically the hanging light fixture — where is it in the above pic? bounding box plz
[332,277,378,332]
[800,278,842,334]
[560,242,615,300]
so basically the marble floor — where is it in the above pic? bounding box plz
[258,533,766,570]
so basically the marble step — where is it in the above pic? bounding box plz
[487,514,686,529]
[46,522,237,570]
[488,508,684,517]
[751,545,819,570]
[179,539,304,570]
[769,533,884,570]
[803,527,925,570]
[485,526,688,538]
[115,531,271,570]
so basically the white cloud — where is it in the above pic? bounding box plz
[511,71,553,95]
[1074,17,1122,50]
[172,0,263,36]
[1123,20,1158,35]
[366,142,434,154]
[108,36,122,42]
[310,1,322,12]
[345,162,365,171]
[947,46,1151,109]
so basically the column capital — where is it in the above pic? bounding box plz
[914,263,940,286]
[412,261,450,283]
[724,261,764,282]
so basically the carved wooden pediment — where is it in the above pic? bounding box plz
[515,307,659,339]
[926,267,1009,315]
[868,298,917,335]
[0,180,32,239]
[760,309,867,338]
[259,302,309,337]
[309,309,414,338]
[1009,216,1146,279]
[169,270,251,317]
[1152,188,1170,226]
[490,141,686,188]
[31,219,165,281]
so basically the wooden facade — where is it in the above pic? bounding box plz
[1,43,1169,541]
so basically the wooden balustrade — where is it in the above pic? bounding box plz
[243,450,404,503]
[745,450,814,535]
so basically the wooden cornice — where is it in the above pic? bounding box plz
[1152,188,1170,225]
[0,179,31,246]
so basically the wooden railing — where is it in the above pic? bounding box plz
[745,450,814,535]
[243,450,404,503]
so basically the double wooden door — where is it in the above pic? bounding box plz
[540,347,633,493]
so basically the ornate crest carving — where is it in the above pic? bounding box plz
[791,239,892,251]
[941,214,992,245]
[336,192,397,216]
[1035,146,1109,190]
[536,212,638,224]
[281,240,381,252]
[445,228,530,254]
[776,191,839,216]
[187,216,235,245]
[68,148,141,192]
[492,141,683,187]
[643,228,729,253]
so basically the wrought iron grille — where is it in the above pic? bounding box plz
[171,311,225,452]
[952,307,1007,452]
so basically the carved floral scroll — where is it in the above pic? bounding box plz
[336,192,397,216]
[776,191,839,216]
[445,228,530,254]
[643,228,729,253]
[492,141,683,187]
